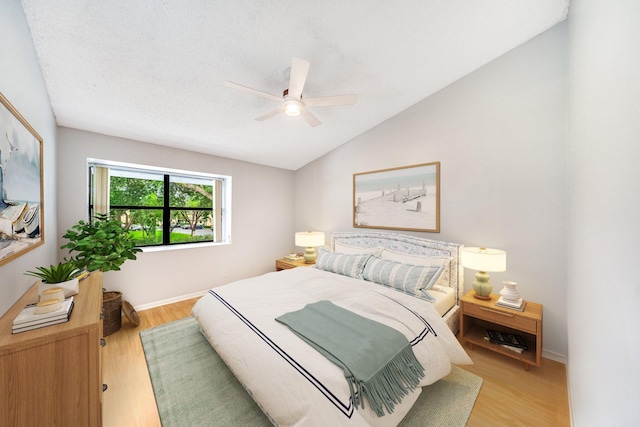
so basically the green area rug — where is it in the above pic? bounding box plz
[140,317,482,427]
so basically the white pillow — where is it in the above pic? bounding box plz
[334,241,383,257]
[380,249,453,289]
[380,248,451,267]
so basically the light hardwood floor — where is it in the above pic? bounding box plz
[103,298,570,427]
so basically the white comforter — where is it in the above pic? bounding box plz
[192,267,471,427]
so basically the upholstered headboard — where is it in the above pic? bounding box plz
[330,231,464,307]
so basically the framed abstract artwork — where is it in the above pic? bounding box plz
[0,92,44,266]
[353,162,440,233]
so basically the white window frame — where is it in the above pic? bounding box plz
[87,158,231,252]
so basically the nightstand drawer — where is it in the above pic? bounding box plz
[276,259,295,270]
[275,258,312,271]
[462,302,537,334]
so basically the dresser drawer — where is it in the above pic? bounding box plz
[462,301,537,334]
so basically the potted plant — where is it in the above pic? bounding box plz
[61,213,142,335]
[25,259,81,297]
[61,213,142,273]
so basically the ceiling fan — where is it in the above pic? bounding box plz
[225,57,357,127]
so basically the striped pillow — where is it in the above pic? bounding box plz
[313,249,371,279]
[362,256,445,301]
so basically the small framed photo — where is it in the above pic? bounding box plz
[353,162,440,233]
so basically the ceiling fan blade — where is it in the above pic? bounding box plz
[255,107,282,121]
[225,81,282,102]
[300,109,321,127]
[303,94,357,108]
[288,57,310,99]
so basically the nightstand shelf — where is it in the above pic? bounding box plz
[460,290,542,370]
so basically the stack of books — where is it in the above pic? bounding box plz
[496,297,525,311]
[12,297,75,334]
[75,269,91,281]
[485,329,528,353]
[496,293,526,311]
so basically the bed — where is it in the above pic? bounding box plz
[329,232,464,334]
[192,232,471,426]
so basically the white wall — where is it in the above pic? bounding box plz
[56,127,295,307]
[294,24,569,359]
[567,0,640,425]
[0,0,58,317]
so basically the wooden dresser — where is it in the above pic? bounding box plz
[0,272,104,426]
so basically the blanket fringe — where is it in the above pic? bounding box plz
[349,345,425,417]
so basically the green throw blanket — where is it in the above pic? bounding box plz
[275,300,425,417]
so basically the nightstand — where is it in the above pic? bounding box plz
[275,258,314,271]
[460,290,542,370]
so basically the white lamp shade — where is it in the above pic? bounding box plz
[460,247,506,272]
[295,231,325,248]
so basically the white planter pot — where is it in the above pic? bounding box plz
[38,277,79,298]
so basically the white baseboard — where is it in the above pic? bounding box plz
[566,360,574,427]
[135,290,208,312]
[542,348,567,364]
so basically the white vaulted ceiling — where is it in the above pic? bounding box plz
[19,1,569,170]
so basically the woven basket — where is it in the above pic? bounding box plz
[103,291,122,336]
[122,300,140,327]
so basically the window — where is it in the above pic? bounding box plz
[88,160,231,248]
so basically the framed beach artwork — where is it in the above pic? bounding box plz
[0,92,44,266]
[353,162,440,233]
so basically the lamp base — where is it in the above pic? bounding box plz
[303,247,317,264]
[472,271,493,299]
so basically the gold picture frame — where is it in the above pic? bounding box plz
[353,162,440,233]
[0,92,44,266]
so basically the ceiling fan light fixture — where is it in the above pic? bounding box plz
[227,57,356,127]
[282,99,303,117]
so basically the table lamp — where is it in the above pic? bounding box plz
[460,247,506,299]
[295,231,325,264]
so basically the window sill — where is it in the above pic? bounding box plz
[139,241,230,253]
